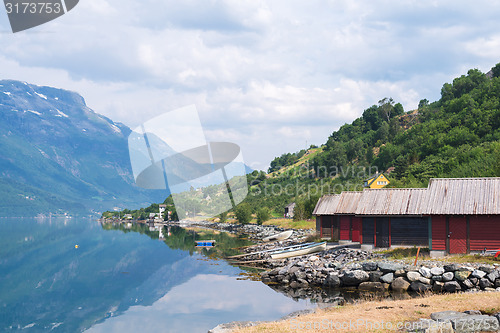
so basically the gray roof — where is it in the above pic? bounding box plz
[423,178,500,215]
[355,188,427,216]
[312,195,340,215]
[313,177,500,216]
[336,191,363,214]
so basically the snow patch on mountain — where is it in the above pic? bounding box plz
[34,92,48,100]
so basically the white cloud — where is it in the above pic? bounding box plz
[1,1,499,169]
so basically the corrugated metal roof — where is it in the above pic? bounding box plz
[312,195,340,215]
[423,178,500,215]
[313,178,500,217]
[336,191,363,214]
[355,188,427,216]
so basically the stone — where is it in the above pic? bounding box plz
[295,271,307,280]
[461,279,474,289]
[378,262,403,273]
[368,271,383,282]
[486,270,500,283]
[458,266,474,272]
[380,273,394,284]
[452,315,500,333]
[405,265,419,272]
[454,270,471,281]
[471,270,487,279]
[290,281,300,289]
[479,278,494,289]
[410,281,432,293]
[444,281,461,292]
[288,266,300,275]
[341,270,369,286]
[309,255,319,261]
[484,287,496,292]
[419,266,433,278]
[444,264,460,272]
[496,279,500,288]
[432,275,443,282]
[418,277,432,285]
[442,272,454,282]
[407,271,422,282]
[430,267,445,276]
[469,277,478,285]
[433,281,444,292]
[479,265,495,273]
[362,262,378,271]
[395,269,406,277]
[391,277,410,291]
[464,310,482,315]
[358,281,385,292]
[430,311,468,321]
[323,273,340,288]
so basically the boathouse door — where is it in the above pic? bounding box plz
[376,218,390,248]
[448,217,467,254]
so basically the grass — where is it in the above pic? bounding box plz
[263,218,315,230]
[233,292,500,333]
[377,247,500,265]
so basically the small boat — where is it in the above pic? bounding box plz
[270,242,327,260]
[195,240,216,247]
[262,230,293,242]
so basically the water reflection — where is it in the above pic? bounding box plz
[87,274,313,333]
[0,219,314,332]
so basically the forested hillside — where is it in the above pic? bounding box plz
[246,64,500,217]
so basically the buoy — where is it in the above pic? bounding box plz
[75,245,79,249]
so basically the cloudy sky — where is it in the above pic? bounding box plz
[1,1,500,170]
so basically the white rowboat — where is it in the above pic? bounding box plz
[270,242,327,260]
[262,230,293,242]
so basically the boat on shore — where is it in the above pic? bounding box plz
[262,230,293,242]
[270,241,327,260]
[195,240,216,247]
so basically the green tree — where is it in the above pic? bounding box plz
[235,203,252,224]
[256,207,271,225]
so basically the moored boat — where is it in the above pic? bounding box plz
[270,241,327,259]
[195,240,216,247]
[262,230,293,242]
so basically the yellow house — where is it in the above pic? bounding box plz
[364,173,390,189]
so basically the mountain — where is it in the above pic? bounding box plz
[0,80,166,216]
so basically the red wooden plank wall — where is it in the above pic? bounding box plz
[339,216,350,240]
[431,215,446,250]
[352,217,361,242]
[470,216,500,251]
[449,216,467,254]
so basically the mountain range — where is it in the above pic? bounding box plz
[0,80,166,216]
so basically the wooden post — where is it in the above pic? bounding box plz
[414,247,421,266]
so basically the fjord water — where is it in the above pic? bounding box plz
[0,218,314,332]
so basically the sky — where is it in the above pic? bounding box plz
[1,1,500,170]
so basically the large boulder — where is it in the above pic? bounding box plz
[378,262,403,273]
[479,278,494,289]
[419,266,432,278]
[430,267,445,276]
[341,270,369,286]
[369,271,383,282]
[380,273,394,284]
[407,271,422,282]
[444,281,461,292]
[362,262,378,271]
[410,281,432,293]
[432,281,444,292]
[452,315,500,333]
[391,277,410,291]
[471,270,487,279]
[442,272,454,282]
[323,273,341,288]
[454,270,471,281]
[358,282,385,292]
[487,270,500,283]
[443,264,460,272]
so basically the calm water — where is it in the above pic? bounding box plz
[0,218,315,332]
